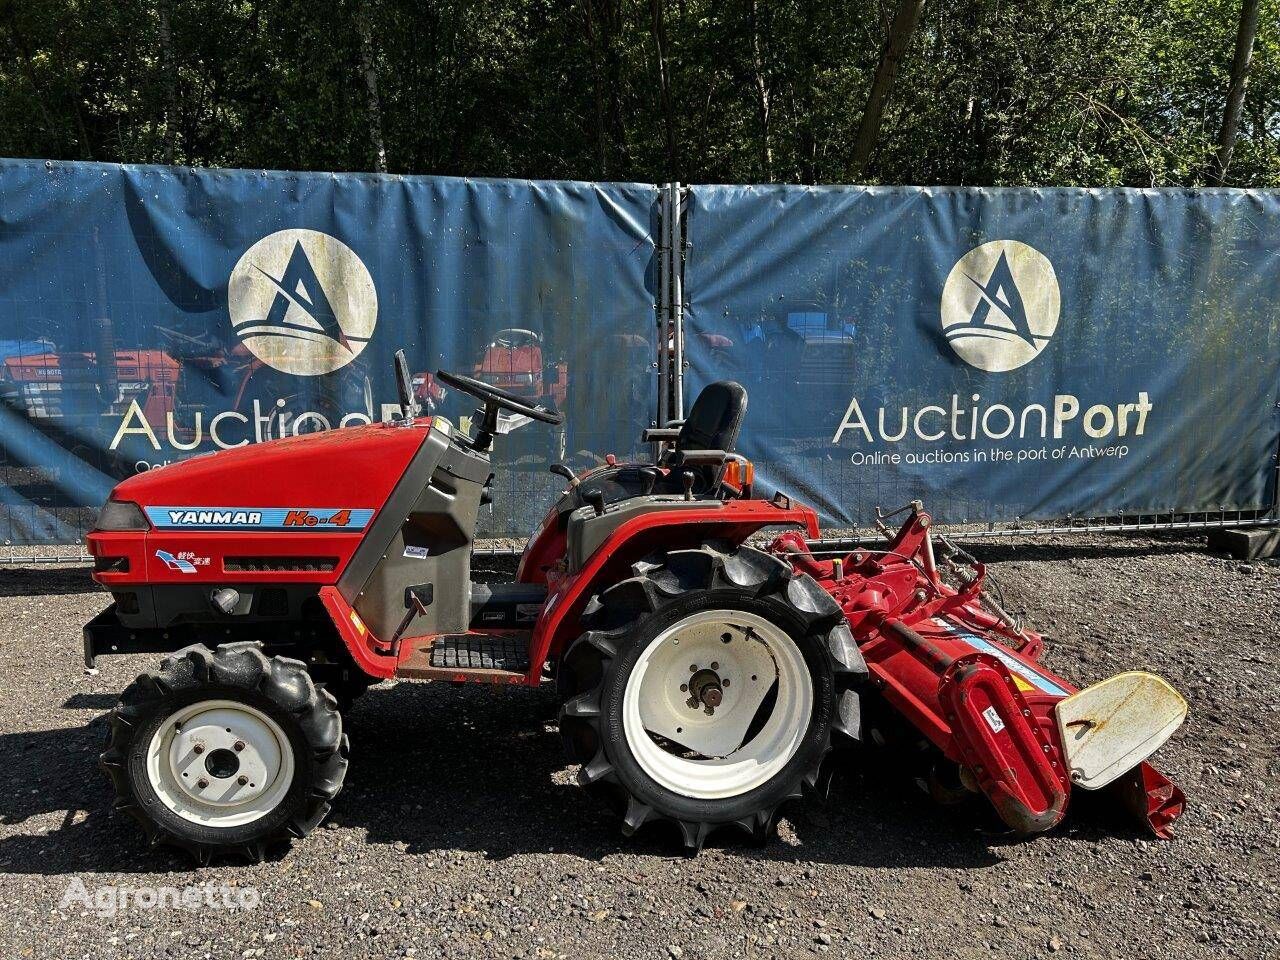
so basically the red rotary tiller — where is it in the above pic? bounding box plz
[771,504,1184,839]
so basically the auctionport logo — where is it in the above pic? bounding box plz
[228,229,378,377]
[832,238,1151,452]
[940,240,1060,372]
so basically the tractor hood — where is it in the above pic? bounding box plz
[111,420,429,515]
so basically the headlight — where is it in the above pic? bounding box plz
[94,499,150,531]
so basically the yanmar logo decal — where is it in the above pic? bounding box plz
[144,507,373,530]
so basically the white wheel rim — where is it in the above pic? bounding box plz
[622,609,813,800]
[145,699,295,828]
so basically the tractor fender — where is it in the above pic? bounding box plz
[524,498,820,683]
[318,585,397,680]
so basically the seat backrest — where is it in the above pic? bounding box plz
[676,380,748,453]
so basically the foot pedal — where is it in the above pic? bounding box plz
[427,634,531,672]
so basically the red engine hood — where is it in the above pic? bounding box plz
[111,420,429,510]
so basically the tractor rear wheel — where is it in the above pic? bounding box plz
[101,642,348,864]
[558,541,865,851]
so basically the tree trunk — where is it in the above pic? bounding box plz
[749,0,773,181]
[156,0,180,164]
[580,0,630,177]
[580,0,610,176]
[795,0,818,182]
[1212,0,1260,184]
[850,0,926,178]
[356,2,388,173]
[650,0,679,180]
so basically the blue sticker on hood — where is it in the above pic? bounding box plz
[145,507,373,530]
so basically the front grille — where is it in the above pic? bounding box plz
[224,557,338,573]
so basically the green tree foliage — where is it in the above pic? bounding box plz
[1,0,1275,185]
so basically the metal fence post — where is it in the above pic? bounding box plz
[1272,411,1280,520]
[668,181,685,420]
[655,185,671,461]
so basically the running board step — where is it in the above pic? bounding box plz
[430,633,530,671]
[395,632,532,684]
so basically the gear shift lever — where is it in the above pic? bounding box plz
[584,489,606,516]
[681,471,695,501]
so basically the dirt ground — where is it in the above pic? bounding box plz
[0,532,1276,959]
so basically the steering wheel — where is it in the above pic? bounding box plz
[434,369,564,425]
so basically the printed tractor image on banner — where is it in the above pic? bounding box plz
[683,185,1280,525]
[0,161,658,543]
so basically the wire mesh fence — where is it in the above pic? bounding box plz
[1,169,1277,566]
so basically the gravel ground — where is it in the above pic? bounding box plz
[0,533,1276,959]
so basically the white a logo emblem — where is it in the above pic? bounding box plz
[940,240,1059,372]
[228,229,377,376]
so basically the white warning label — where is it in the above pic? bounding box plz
[982,705,1006,733]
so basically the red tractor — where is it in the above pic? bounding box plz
[85,353,1186,863]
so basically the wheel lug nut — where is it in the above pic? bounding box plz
[237,775,248,786]
[233,740,245,752]
[196,778,209,789]
[722,678,730,687]
[689,664,697,673]
[710,661,719,670]
[679,684,688,692]
[192,744,204,754]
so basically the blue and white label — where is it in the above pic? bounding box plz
[935,619,1070,697]
[145,506,374,530]
[155,549,198,574]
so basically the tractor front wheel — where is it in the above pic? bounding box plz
[101,642,348,864]
[558,541,864,851]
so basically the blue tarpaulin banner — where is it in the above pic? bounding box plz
[2,167,1278,545]
[0,160,658,542]
[684,185,1280,526]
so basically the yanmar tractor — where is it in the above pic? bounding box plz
[85,353,1187,863]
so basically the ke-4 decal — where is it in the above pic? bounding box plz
[145,507,374,530]
[933,618,1070,697]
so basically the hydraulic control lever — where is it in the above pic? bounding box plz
[640,467,661,496]
[549,463,579,489]
[584,489,606,516]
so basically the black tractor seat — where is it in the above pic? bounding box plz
[572,380,748,508]
[666,379,748,455]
